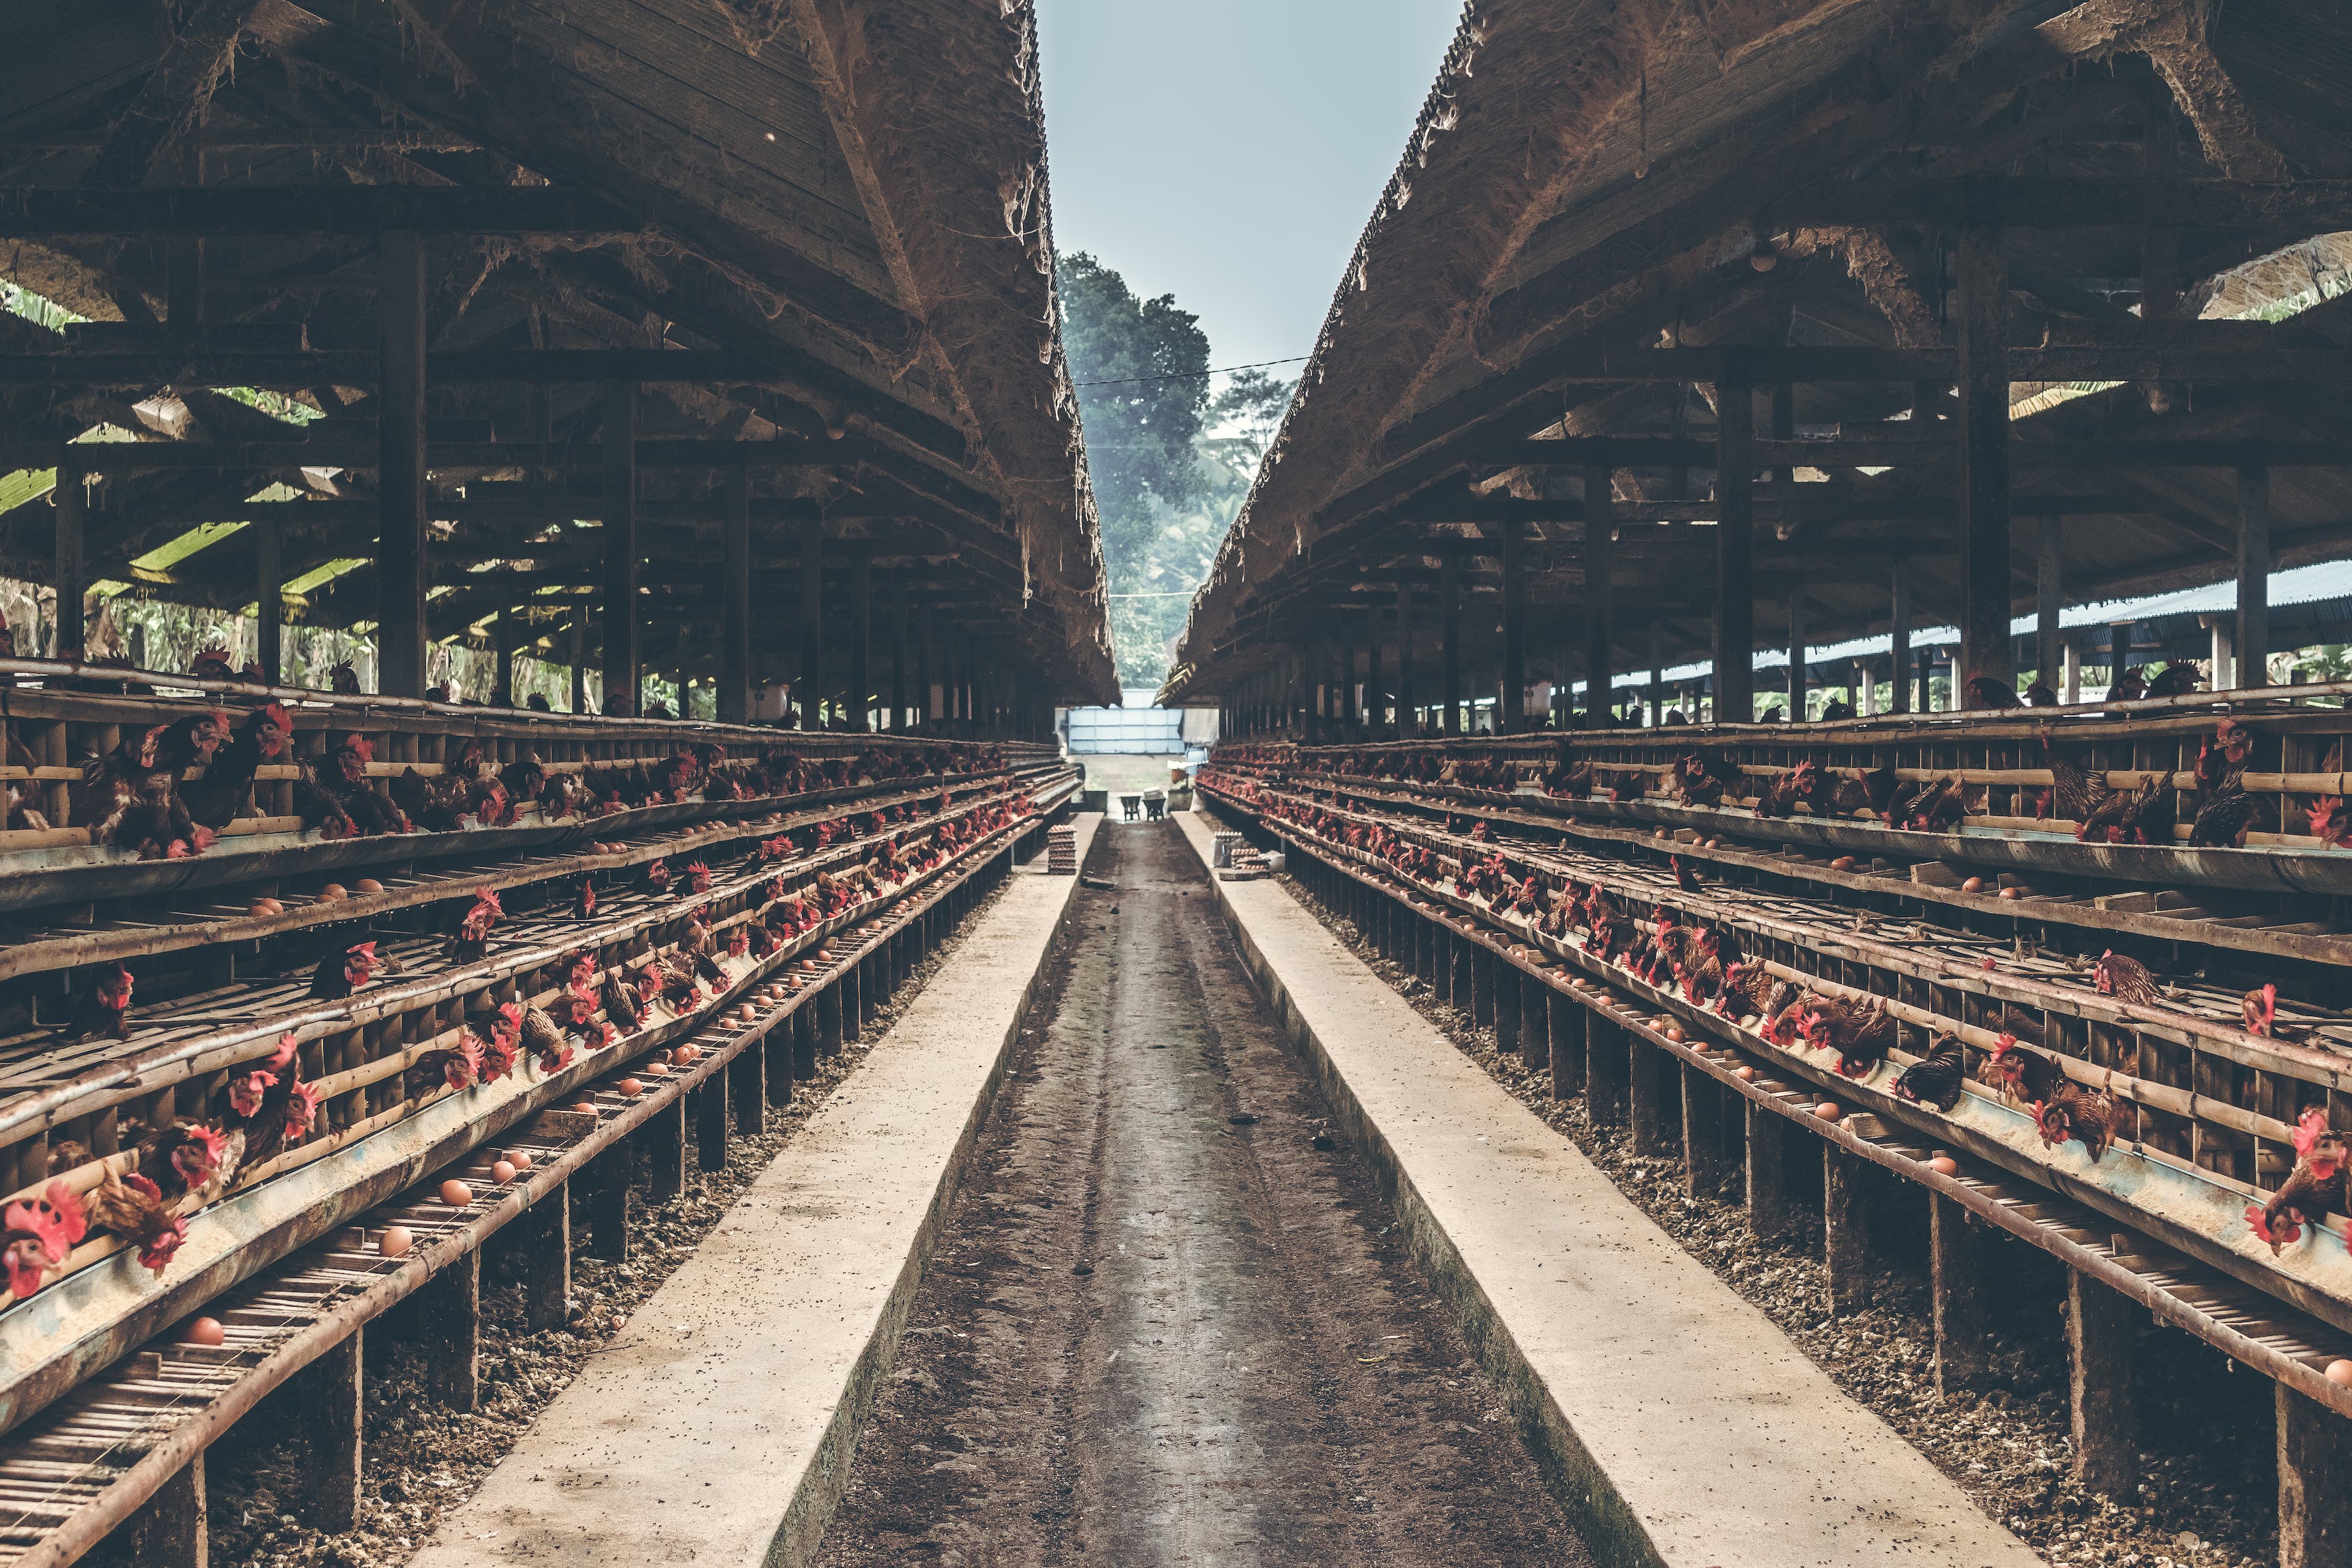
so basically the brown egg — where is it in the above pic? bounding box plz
[1814,1101,1843,1121]
[354,878,385,894]
[617,1077,645,1098]
[491,1160,518,1184]
[567,1101,599,1116]
[1999,886,2022,901]
[316,883,347,902]
[1663,1024,1685,1044]
[247,898,282,918]
[643,1062,670,1077]
[1961,876,1984,894]
[1830,856,1856,873]
[1928,1155,1960,1177]
[377,1226,413,1258]
[739,1004,758,1022]
[1705,838,1721,849]
[672,1044,702,1067]
[184,1316,227,1347]
[506,1150,534,1172]
[1734,1065,1757,1082]
[440,1179,473,1207]
[2328,1360,2352,1388]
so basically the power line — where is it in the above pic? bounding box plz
[1073,355,1307,390]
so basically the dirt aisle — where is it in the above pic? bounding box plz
[816,820,1591,1568]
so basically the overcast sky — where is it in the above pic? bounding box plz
[1036,0,1466,377]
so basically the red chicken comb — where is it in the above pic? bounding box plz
[2294,1106,2335,1160]
[207,708,232,729]
[284,1079,321,1137]
[8,1178,89,1261]
[1989,1031,2018,1059]
[343,734,375,763]
[2247,1202,2299,1252]
[498,1001,523,1032]
[177,1122,229,1176]
[262,702,293,730]
[266,1032,299,1071]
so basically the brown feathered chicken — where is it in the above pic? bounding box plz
[2036,1078,2121,1162]
[59,962,135,1043]
[520,1006,574,1076]
[82,1169,188,1275]
[1795,992,1896,1079]
[183,704,293,831]
[1670,751,1742,808]
[2247,1108,2349,1254]
[1980,1032,2063,1107]
[2092,950,2166,1009]
[445,888,503,963]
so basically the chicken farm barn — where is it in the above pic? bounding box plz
[4,0,2352,1566]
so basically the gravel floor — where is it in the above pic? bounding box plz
[1287,876,2282,1568]
[99,877,1013,1568]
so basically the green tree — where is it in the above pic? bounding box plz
[1057,254,1293,689]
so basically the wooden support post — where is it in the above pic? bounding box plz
[733,1036,766,1136]
[517,1187,569,1332]
[1889,560,1912,714]
[1442,551,1463,735]
[1824,1146,1871,1314]
[1548,987,1584,1099]
[718,467,751,723]
[254,516,282,685]
[1715,349,1755,722]
[294,1328,362,1533]
[419,1245,480,1411]
[918,603,935,728]
[767,1024,796,1105]
[1786,584,1806,721]
[792,1006,819,1079]
[1394,583,1416,737]
[1450,931,1473,1008]
[1521,975,1551,1070]
[52,458,84,661]
[600,380,639,716]
[695,1075,728,1174]
[1469,944,1496,1026]
[852,546,873,732]
[587,1144,629,1261]
[125,1452,206,1567]
[1585,463,1613,723]
[1682,1063,1725,1197]
[1628,1033,1666,1155]
[1586,1011,1626,1125]
[2239,461,2270,689]
[1501,516,1525,731]
[1744,1109,1792,1240]
[1492,958,1521,1051]
[1957,224,2013,702]
[645,1086,685,1199]
[377,231,427,698]
[2068,1270,2139,1494]
[1647,622,1664,728]
[2277,1383,2352,1568]
[2036,516,2063,688]
[1930,1191,1987,1394]
[817,979,844,1056]
[890,574,909,729]
[569,615,587,715]
[797,515,823,729]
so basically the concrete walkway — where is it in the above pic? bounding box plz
[816,818,1589,1568]
[1176,811,2043,1568]
[410,818,1098,1568]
